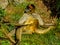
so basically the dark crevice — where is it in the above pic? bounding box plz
[42,0,60,19]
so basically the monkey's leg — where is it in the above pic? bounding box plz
[16,27,23,45]
[35,26,55,34]
[22,30,33,34]
[22,26,34,34]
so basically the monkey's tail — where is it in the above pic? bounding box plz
[35,26,55,34]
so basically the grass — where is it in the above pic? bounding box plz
[21,25,60,45]
[0,27,60,45]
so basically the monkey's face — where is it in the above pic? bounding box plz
[24,4,35,13]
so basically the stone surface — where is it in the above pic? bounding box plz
[14,0,26,4]
[0,0,8,9]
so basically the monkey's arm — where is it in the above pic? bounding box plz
[32,13,55,26]
[1,27,16,43]
[32,13,44,26]
[19,13,28,25]
[7,29,15,36]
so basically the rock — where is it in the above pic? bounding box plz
[14,0,26,4]
[0,0,8,9]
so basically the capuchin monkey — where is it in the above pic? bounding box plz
[7,4,55,45]
[15,4,55,45]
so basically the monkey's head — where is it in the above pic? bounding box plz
[24,4,35,13]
